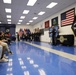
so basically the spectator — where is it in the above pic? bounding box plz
[0,45,8,62]
[0,31,13,55]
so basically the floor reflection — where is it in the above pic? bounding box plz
[0,42,76,75]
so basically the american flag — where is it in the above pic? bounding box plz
[61,8,75,26]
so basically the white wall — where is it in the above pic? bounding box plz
[16,25,33,32]
[33,3,76,43]
[41,30,50,42]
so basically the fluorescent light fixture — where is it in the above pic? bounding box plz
[17,22,21,24]
[46,2,58,8]
[23,10,29,14]
[33,17,38,20]
[38,11,45,15]
[6,15,11,18]
[27,0,37,6]
[8,22,11,24]
[0,22,1,24]
[19,20,23,22]
[20,16,25,19]
[3,0,12,4]
[7,19,11,21]
[29,20,33,22]
[27,23,30,25]
[5,8,11,13]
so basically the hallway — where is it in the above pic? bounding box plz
[0,41,76,75]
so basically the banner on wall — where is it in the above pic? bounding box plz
[51,17,58,26]
[45,20,50,28]
[61,8,75,27]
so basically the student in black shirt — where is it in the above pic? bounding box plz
[52,26,56,45]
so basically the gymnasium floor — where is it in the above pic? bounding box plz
[0,41,76,75]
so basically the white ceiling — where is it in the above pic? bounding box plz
[0,0,76,25]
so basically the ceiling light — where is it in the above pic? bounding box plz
[23,10,29,14]
[3,0,12,4]
[17,22,21,24]
[27,23,30,25]
[8,22,11,24]
[6,15,11,18]
[29,20,33,22]
[46,2,58,8]
[20,16,25,19]
[38,11,45,15]
[5,8,11,13]
[0,22,1,24]
[27,0,37,6]
[19,20,23,22]
[7,19,11,21]
[33,17,38,20]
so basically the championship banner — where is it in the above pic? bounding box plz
[51,17,58,26]
[45,20,50,28]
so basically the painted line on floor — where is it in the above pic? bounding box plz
[25,42,76,62]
